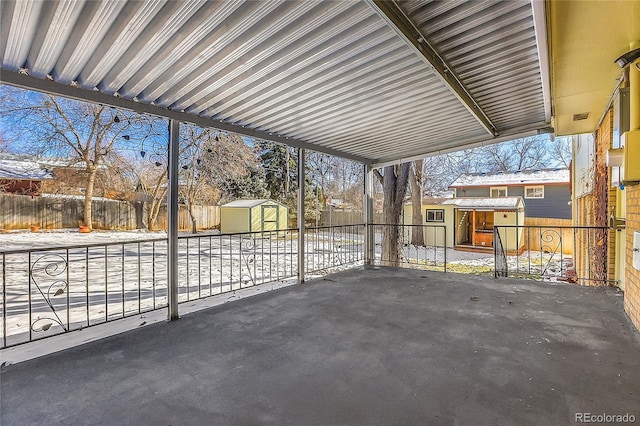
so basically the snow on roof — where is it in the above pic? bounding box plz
[442,197,524,210]
[221,199,283,208]
[0,153,106,170]
[449,169,569,187]
[0,159,54,181]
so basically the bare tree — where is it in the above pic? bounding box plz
[1,88,135,229]
[199,131,259,200]
[136,161,169,231]
[0,133,10,153]
[374,163,411,266]
[307,152,336,207]
[408,159,425,246]
[549,136,573,168]
[479,136,549,172]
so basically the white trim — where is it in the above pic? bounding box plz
[425,209,445,223]
[531,0,551,123]
[524,185,545,199]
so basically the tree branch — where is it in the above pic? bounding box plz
[373,168,383,185]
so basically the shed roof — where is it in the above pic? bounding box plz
[442,197,524,210]
[221,199,285,208]
[0,0,550,166]
[450,168,569,188]
[0,159,54,181]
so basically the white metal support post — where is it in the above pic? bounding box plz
[364,164,374,265]
[168,120,180,321]
[298,148,306,284]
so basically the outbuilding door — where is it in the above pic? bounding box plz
[261,205,279,232]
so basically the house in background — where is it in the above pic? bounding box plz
[0,157,54,195]
[449,168,571,220]
[0,154,111,197]
[403,198,455,249]
[403,197,525,253]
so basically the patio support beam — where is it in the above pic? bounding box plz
[368,0,498,137]
[167,120,180,321]
[0,72,372,166]
[364,164,375,265]
[297,148,306,284]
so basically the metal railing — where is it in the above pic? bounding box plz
[1,225,371,348]
[371,224,447,271]
[1,238,169,348]
[176,229,300,304]
[304,224,365,274]
[493,225,611,285]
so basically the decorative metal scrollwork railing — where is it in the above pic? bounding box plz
[493,225,611,285]
[304,224,365,274]
[29,253,69,334]
[1,225,369,349]
[370,224,448,271]
[1,239,171,348]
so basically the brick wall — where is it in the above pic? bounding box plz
[625,185,640,330]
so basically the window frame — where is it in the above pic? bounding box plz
[490,186,508,197]
[425,209,445,223]
[524,185,545,199]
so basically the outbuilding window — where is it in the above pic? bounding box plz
[426,209,444,222]
[525,186,544,198]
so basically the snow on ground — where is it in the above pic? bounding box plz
[399,244,572,279]
[0,229,168,252]
[0,229,363,347]
[1,230,572,348]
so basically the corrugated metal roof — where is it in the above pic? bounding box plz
[442,197,524,210]
[0,159,54,181]
[221,199,283,208]
[0,0,549,165]
[399,0,547,131]
[450,168,570,187]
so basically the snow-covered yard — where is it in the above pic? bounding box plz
[399,243,573,281]
[1,229,364,347]
[1,229,572,348]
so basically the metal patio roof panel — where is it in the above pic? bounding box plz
[0,0,549,165]
[398,0,547,132]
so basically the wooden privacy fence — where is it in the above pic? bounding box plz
[522,217,574,255]
[319,209,378,226]
[153,205,220,231]
[0,194,220,231]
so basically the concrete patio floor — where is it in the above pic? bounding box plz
[1,267,639,425]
